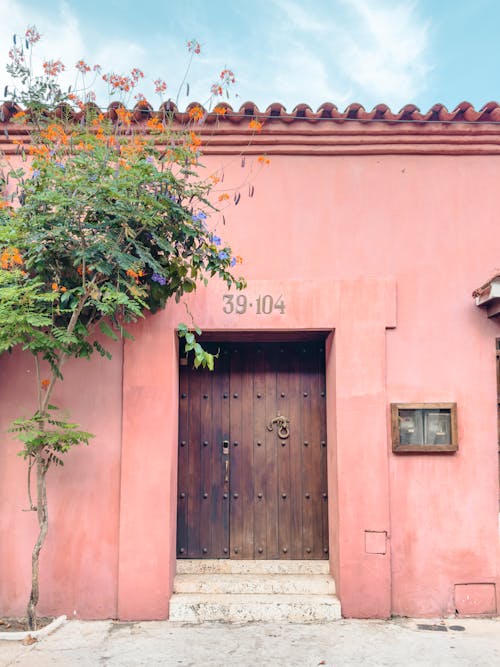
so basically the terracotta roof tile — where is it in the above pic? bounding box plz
[4,100,500,157]
[3,100,500,126]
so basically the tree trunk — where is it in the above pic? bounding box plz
[26,454,48,631]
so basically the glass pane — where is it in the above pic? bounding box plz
[424,410,451,445]
[398,409,424,445]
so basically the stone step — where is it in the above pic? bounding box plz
[176,559,330,575]
[169,593,341,623]
[174,573,336,595]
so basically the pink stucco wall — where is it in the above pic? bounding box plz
[1,120,499,619]
[0,341,123,619]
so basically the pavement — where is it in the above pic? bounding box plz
[0,617,499,666]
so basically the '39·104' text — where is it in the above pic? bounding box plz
[222,294,286,315]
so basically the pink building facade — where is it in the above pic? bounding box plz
[1,101,499,620]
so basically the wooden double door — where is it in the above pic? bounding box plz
[176,341,329,559]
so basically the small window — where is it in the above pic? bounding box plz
[391,403,458,453]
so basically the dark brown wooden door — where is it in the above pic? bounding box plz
[177,342,328,559]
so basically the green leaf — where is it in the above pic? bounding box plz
[119,326,134,341]
[206,354,214,371]
[99,320,118,342]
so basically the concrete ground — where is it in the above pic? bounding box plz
[0,617,499,667]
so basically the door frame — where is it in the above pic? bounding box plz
[117,278,396,619]
[176,337,330,560]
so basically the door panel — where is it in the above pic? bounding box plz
[229,345,256,558]
[177,341,328,559]
[177,344,230,558]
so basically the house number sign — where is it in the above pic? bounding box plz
[222,294,286,315]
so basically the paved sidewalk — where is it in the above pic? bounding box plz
[1,617,499,666]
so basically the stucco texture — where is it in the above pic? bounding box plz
[1,120,499,620]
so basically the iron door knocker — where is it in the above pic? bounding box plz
[267,415,290,439]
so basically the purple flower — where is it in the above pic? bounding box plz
[146,156,154,164]
[32,169,40,179]
[211,235,221,246]
[55,161,65,170]
[218,251,229,260]
[151,272,166,286]
[230,257,236,267]
[192,211,207,222]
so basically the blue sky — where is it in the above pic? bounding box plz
[1,0,499,112]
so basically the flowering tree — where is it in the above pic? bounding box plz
[0,27,245,629]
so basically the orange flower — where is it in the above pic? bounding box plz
[51,283,59,291]
[102,72,139,92]
[189,131,202,147]
[214,106,227,115]
[25,26,41,45]
[188,105,204,122]
[235,255,243,264]
[126,268,143,284]
[91,113,105,127]
[12,110,26,122]
[41,379,50,390]
[187,39,201,55]
[147,116,163,132]
[116,107,132,126]
[40,123,69,145]
[1,250,10,269]
[154,78,167,94]
[76,141,93,151]
[210,174,221,184]
[60,286,67,292]
[75,59,91,73]
[220,68,236,85]
[11,250,23,265]
[1,247,23,269]
[218,193,230,202]
[68,93,86,111]
[131,68,144,83]
[28,144,50,158]
[118,158,131,170]
[0,200,12,210]
[43,60,65,77]
[249,119,263,132]
[258,155,270,165]
[187,131,202,153]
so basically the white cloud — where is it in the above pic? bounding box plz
[267,41,353,109]
[0,0,432,110]
[1,1,85,92]
[260,0,431,109]
[271,0,330,34]
[0,1,156,106]
[337,0,431,107]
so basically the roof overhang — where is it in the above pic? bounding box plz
[473,276,500,318]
